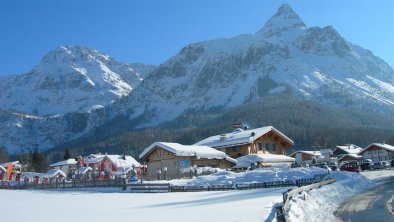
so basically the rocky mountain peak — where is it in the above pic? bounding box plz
[40,45,109,66]
[256,4,306,38]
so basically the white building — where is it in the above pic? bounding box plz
[358,143,394,162]
[49,159,77,176]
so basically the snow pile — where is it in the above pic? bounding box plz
[166,167,328,186]
[287,171,376,222]
[361,169,394,183]
[236,154,295,167]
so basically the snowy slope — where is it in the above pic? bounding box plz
[1,4,394,153]
[0,45,143,115]
[116,4,394,127]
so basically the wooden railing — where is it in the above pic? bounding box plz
[0,178,125,190]
[276,178,337,222]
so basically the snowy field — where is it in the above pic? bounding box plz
[1,168,392,222]
[0,188,284,222]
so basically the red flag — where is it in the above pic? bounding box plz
[6,163,13,181]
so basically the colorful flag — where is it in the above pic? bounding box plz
[6,163,13,181]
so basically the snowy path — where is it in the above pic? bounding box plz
[334,181,394,222]
[0,188,285,222]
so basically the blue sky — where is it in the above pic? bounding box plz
[1,0,393,75]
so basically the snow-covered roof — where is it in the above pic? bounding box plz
[84,154,105,165]
[105,155,140,168]
[337,154,363,161]
[41,169,66,178]
[0,165,6,172]
[335,144,363,154]
[360,143,394,154]
[21,172,43,179]
[84,154,140,168]
[289,150,322,157]
[236,154,295,167]
[49,159,77,167]
[77,167,92,175]
[194,126,294,148]
[139,142,237,163]
[1,161,21,169]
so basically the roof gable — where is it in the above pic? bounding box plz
[360,143,394,154]
[194,126,294,148]
[335,144,363,154]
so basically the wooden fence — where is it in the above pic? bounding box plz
[0,178,125,190]
[126,173,329,193]
[0,173,329,194]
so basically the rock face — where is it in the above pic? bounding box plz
[1,4,393,154]
[117,3,393,127]
[0,45,143,115]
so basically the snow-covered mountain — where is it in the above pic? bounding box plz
[0,45,143,115]
[1,4,394,154]
[117,4,394,126]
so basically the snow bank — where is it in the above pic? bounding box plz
[166,167,328,186]
[287,171,376,222]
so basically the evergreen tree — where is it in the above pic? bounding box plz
[30,149,48,173]
[0,146,10,163]
[63,148,71,160]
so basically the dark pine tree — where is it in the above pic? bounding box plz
[30,149,48,173]
[63,148,71,160]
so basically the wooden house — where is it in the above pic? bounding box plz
[333,144,363,158]
[359,143,394,163]
[337,154,363,163]
[139,142,236,179]
[194,126,294,159]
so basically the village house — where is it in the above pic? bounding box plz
[337,154,363,164]
[0,165,6,180]
[49,159,77,177]
[289,150,323,165]
[358,143,394,162]
[194,126,294,159]
[332,144,363,158]
[84,154,140,178]
[139,142,236,180]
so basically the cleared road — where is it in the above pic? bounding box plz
[335,181,394,222]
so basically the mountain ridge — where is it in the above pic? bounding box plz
[1,4,393,154]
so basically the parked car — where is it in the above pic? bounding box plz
[328,162,338,171]
[340,162,360,173]
[361,162,373,171]
[372,162,384,170]
[391,159,394,167]
[381,161,389,168]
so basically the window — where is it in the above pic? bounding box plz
[258,143,264,151]
[232,146,241,152]
[272,144,277,152]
